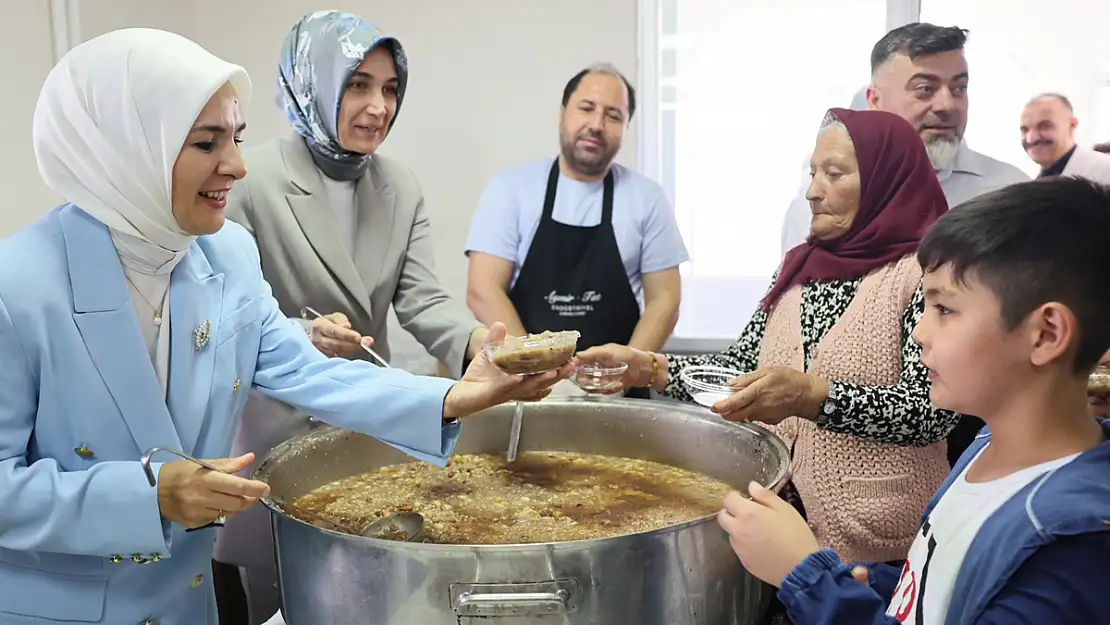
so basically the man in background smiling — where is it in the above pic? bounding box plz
[1020,92,1110,183]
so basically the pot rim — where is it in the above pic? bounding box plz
[255,396,791,550]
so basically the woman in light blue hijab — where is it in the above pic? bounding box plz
[218,11,490,623]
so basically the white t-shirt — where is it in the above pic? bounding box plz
[886,447,1078,624]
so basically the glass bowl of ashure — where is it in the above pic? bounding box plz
[679,365,746,409]
[484,330,581,376]
[572,362,629,393]
[1089,365,1110,394]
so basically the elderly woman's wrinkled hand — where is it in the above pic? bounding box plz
[717,482,819,587]
[710,366,828,425]
[575,343,657,391]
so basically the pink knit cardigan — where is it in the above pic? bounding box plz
[757,255,949,564]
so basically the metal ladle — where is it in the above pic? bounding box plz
[300,306,391,368]
[271,496,425,542]
[359,511,426,542]
[506,402,524,462]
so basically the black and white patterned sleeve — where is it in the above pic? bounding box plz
[660,308,768,403]
[817,283,962,447]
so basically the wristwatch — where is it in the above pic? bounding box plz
[815,385,839,427]
[443,417,459,426]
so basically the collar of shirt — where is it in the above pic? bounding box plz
[935,141,986,182]
[1038,144,1078,178]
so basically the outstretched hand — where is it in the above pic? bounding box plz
[711,366,827,425]
[575,343,659,392]
[443,322,575,419]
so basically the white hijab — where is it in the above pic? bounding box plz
[32,28,252,275]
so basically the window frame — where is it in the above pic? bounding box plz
[49,0,81,63]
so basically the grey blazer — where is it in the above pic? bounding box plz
[226,135,480,372]
[214,136,479,571]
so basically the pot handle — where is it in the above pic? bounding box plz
[450,579,578,617]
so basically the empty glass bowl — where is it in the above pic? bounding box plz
[573,362,629,393]
[679,365,746,408]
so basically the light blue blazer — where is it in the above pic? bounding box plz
[0,205,460,625]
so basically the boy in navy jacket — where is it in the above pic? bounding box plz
[719,176,1110,625]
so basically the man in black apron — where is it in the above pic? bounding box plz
[508,159,651,398]
[465,64,687,400]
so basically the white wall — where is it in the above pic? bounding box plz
[0,0,63,233]
[2,0,637,298]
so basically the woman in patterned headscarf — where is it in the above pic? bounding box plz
[215,11,490,622]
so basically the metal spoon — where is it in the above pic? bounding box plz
[300,306,391,368]
[359,511,426,542]
[506,401,524,462]
[139,446,231,532]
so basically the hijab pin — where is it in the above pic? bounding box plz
[193,320,212,352]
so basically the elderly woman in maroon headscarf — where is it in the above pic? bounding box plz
[579,108,956,565]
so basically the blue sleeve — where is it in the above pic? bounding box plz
[639,187,688,274]
[973,532,1110,624]
[244,239,461,467]
[464,174,520,263]
[779,550,900,625]
[863,562,903,601]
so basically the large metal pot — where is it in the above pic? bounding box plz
[255,397,791,625]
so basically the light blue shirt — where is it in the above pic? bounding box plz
[465,159,689,304]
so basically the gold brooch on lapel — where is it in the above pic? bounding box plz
[193,321,212,352]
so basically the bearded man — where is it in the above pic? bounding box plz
[465,63,687,399]
[780,23,1029,255]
